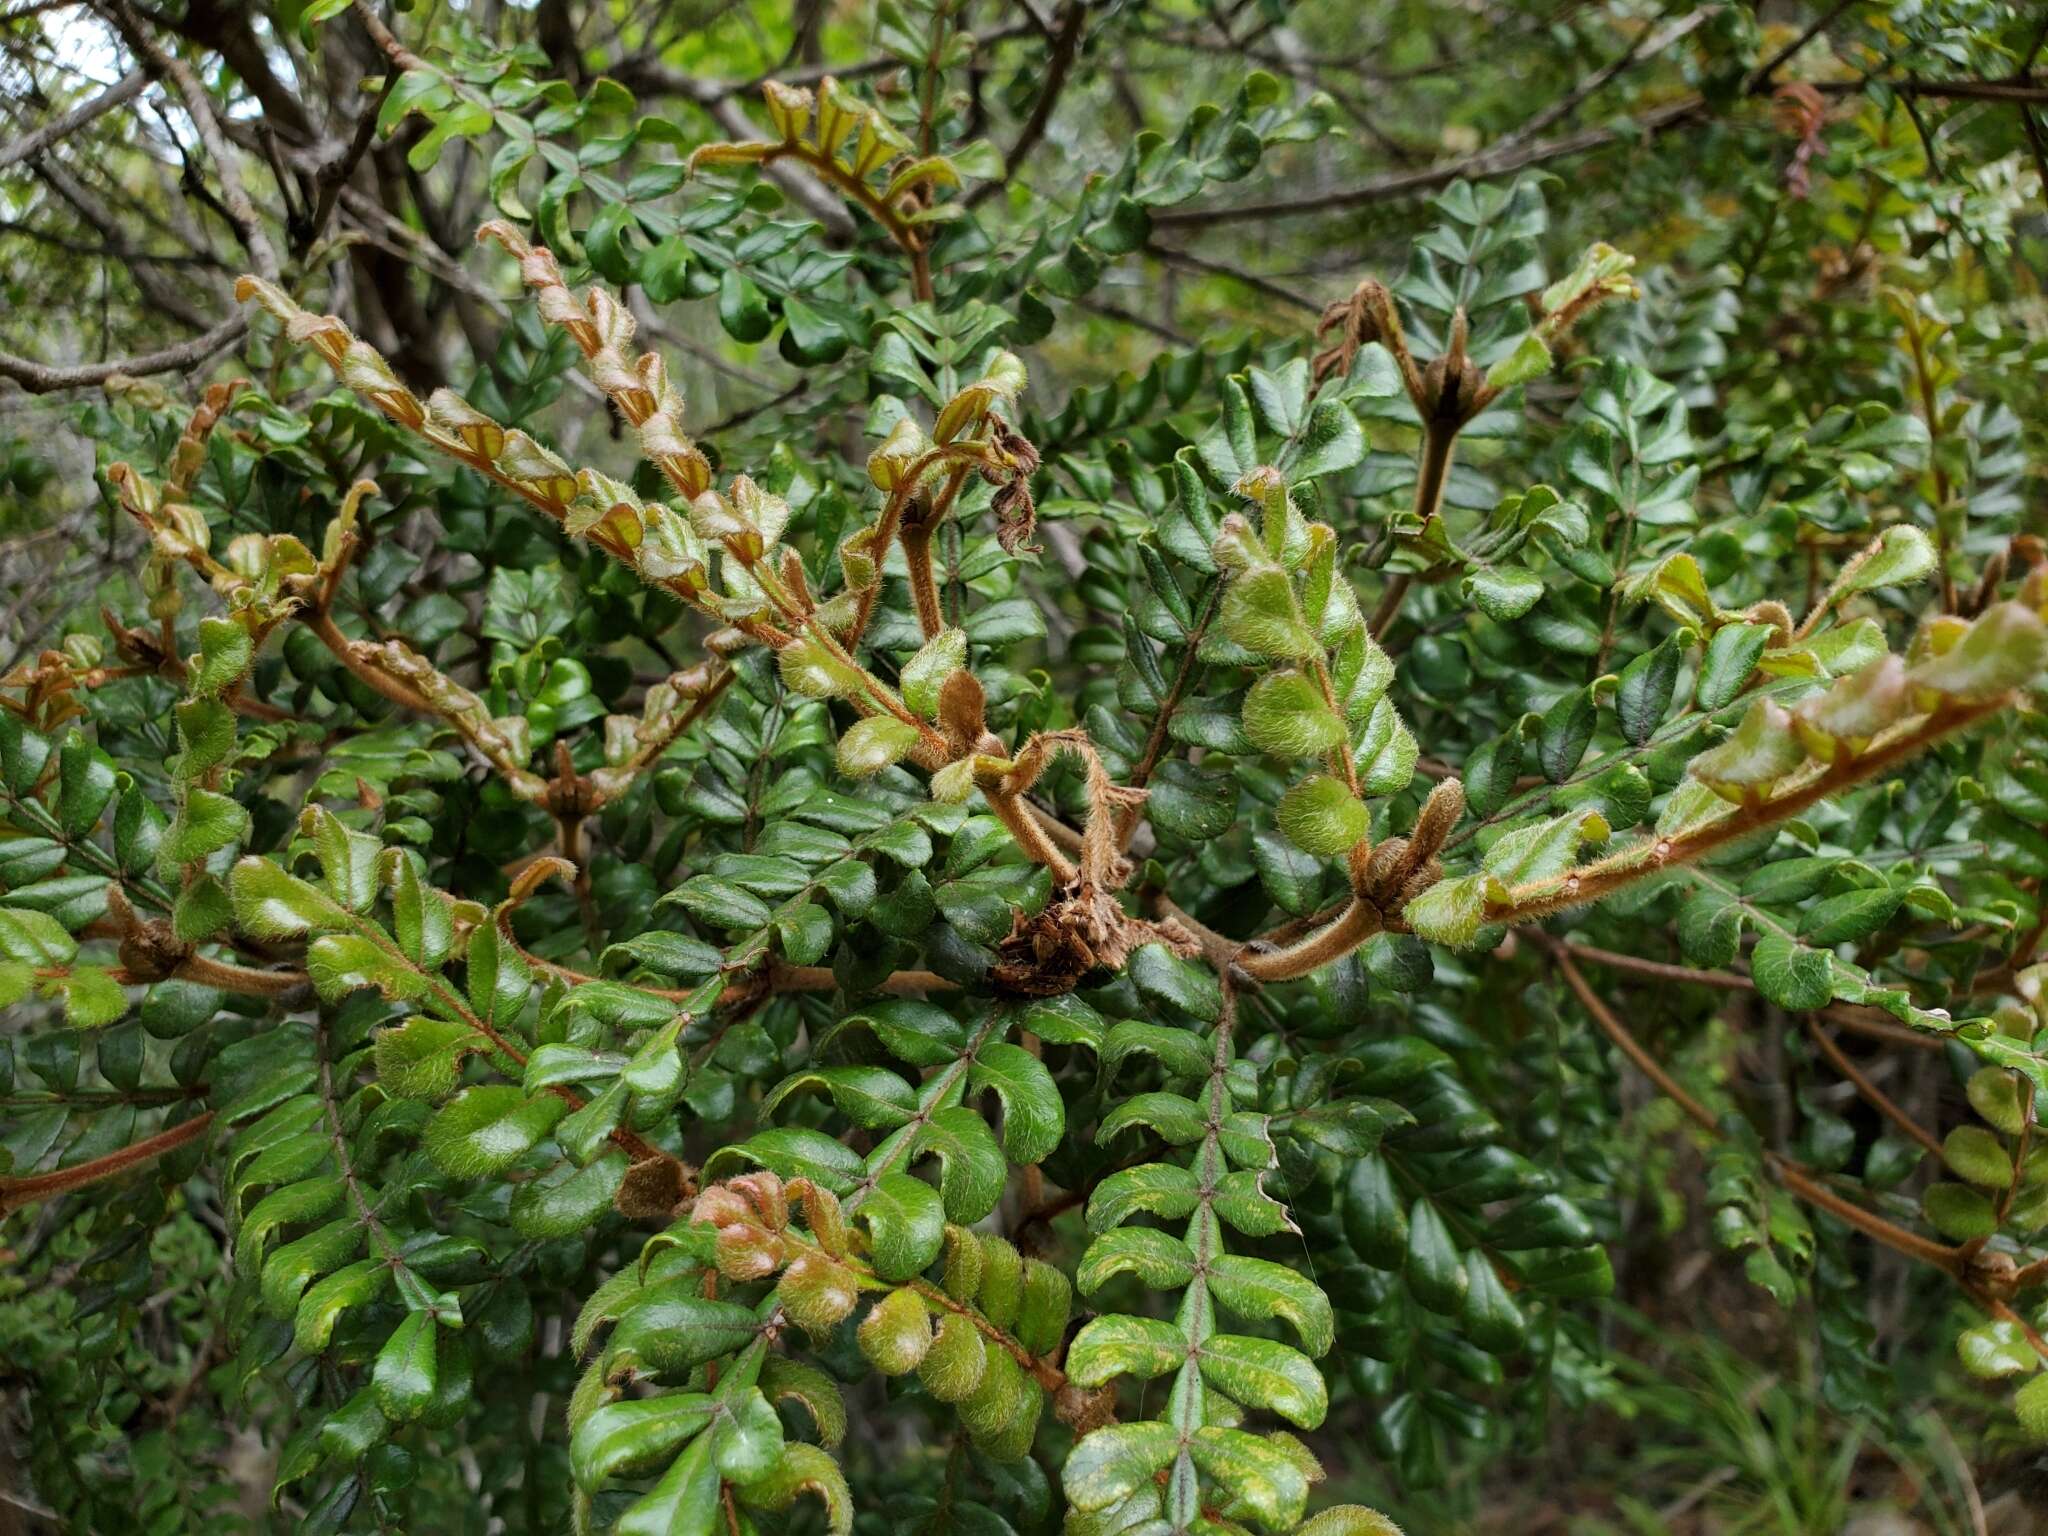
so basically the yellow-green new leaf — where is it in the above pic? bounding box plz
[1276,773,1370,857]
[837,715,921,777]
[1906,602,2048,707]
[1063,1423,1179,1513]
[1221,567,1317,658]
[1242,670,1345,758]
[856,1285,932,1375]
[1403,873,1487,948]
[1206,1254,1335,1356]
[1689,698,1809,802]
[1066,1313,1187,1386]
[1197,1334,1328,1428]
[901,628,968,718]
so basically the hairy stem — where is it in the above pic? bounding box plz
[170,951,309,996]
[1370,420,1461,639]
[1235,898,1381,983]
[0,1110,213,1217]
[900,518,945,640]
[1489,696,2011,925]
[987,788,1079,885]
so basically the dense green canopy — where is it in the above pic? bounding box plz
[2,3,2046,1532]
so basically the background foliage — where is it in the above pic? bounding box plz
[2,1,2048,1532]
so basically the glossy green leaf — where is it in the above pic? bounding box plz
[425,1086,568,1179]
[852,1172,946,1281]
[968,1041,1063,1163]
[570,1393,716,1491]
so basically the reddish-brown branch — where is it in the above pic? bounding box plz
[1804,1019,1943,1158]
[519,947,952,1002]
[899,519,945,640]
[1539,936,1750,991]
[1236,899,1382,983]
[52,955,305,998]
[172,951,308,996]
[1772,1160,1963,1273]
[351,0,425,69]
[1491,696,2011,925]
[0,1111,214,1216]
[1554,949,1966,1274]
[1541,936,1944,1051]
[1149,894,1247,976]
[771,962,955,996]
[1555,949,1719,1134]
[845,487,916,653]
[307,612,436,713]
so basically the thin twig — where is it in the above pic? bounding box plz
[1152,74,2045,228]
[99,0,280,281]
[0,312,247,393]
[0,66,148,173]
[1554,949,1965,1273]
[1804,1018,1941,1157]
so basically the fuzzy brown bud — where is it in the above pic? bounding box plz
[1409,778,1466,866]
[729,1171,789,1230]
[938,668,988,754]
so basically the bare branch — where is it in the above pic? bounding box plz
[1154,74,2048,228]
[966,0,1086,206]
[97,0,281,280]
[610,23,1035,105]
[0,311,246,393]
[0,65,146,173]
[1152,96,1709,227]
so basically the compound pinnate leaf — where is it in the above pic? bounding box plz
[21,32,2048,1530]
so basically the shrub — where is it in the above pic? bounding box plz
[3,4,2047,1532]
